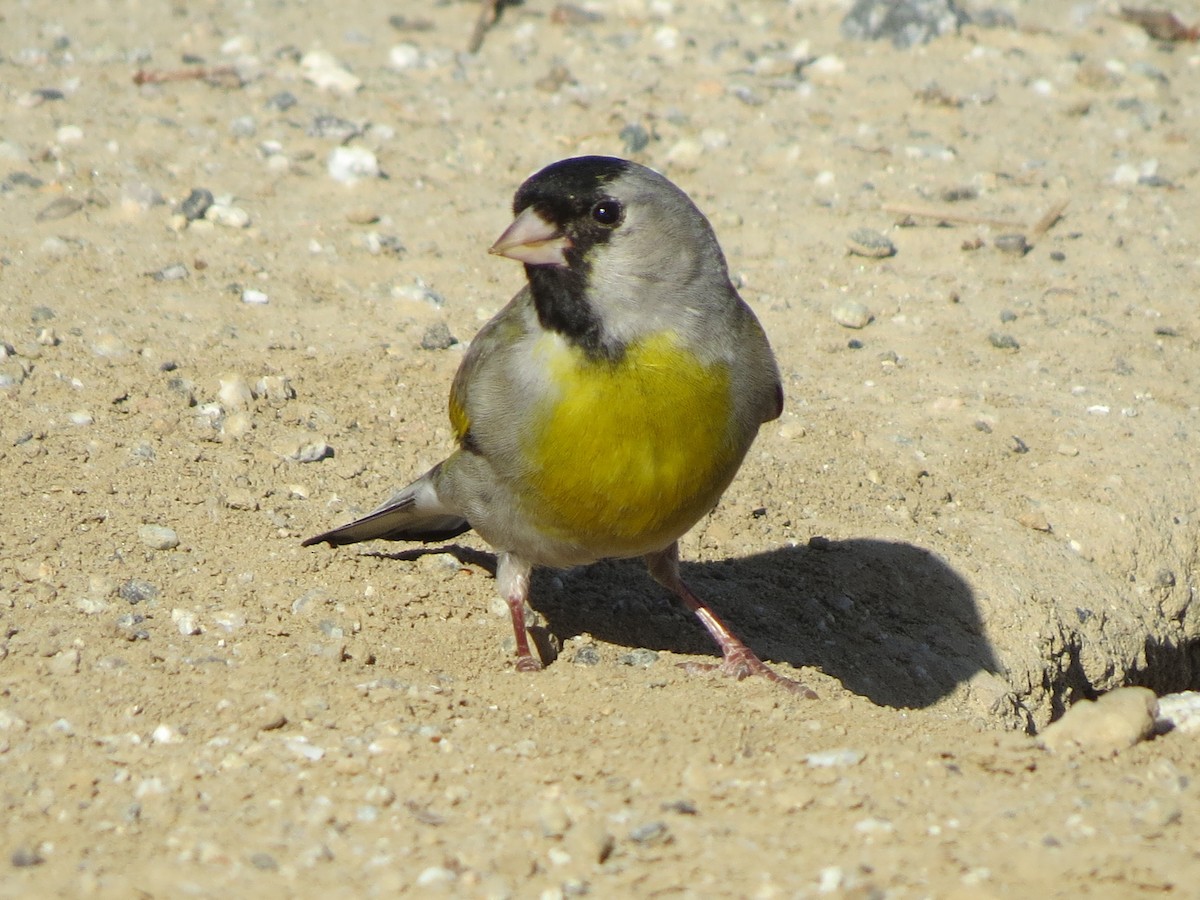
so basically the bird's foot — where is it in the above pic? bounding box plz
[679,648,818,698]
[514,654,544,673]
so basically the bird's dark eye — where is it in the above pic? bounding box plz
[590,198,623,227]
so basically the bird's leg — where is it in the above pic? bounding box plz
[497,552,542,672]
[645,544,818,698]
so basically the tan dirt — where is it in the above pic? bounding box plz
[1,1,1198,896]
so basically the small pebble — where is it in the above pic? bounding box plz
[151,263,189,282]
[35,196,84,222]
[805,748,866,768]
[301,50,362,94]
[618,648,658,667]
[1039,686,1157,756]
[265,91,297,111]
[328,146,380,185]
[11,847,43,868]
[572,643,601,666]
[118,578,159,607]
[420,322,456,351]
[68,411,94,426]
[138,524,179,551]
[841,0,968,48]
[255,375,295,401]
[218,375,255,410]
[151,724,178,744]
[172,609,203,636]
[285,736,326,761]
[388,43,423,69]
[291,441,334,463]
[307,115,361,141]
[180,188,214,221]
[1156,692,1200,734]
[846,227,896,258]
[620,123,651,154]
[114,613,150,641]
[205,203,251,228]
[229,115,257,138]
[993,233,1029,256]
[241,289,269,305]
[832,299,873,329]
[988,332,1020,350]
[628,821,669,844]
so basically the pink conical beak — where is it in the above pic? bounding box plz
[489,206,571,267]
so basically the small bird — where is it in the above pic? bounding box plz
[303,156,814,695]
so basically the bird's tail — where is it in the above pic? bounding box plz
[301,463,471,547]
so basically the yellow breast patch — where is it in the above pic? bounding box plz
[522,331,737,554]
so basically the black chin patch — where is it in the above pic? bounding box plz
[527,265,622,361]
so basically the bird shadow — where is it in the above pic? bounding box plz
[387,537,998,710]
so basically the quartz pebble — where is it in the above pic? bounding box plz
[832,299,873,329]
[206,203,251,228]
[1156,691,1200,734]
[301,50,362,94]
[218,375,255,410]
[241,289,269,305]
[138,525,179,550]
[171,609,203,636]
[389,43,423,69]
[151,263,189,282]
[328,146,380,184]
[1039,686,1157,756]
[805,748,865,768]
[291,441,334,463]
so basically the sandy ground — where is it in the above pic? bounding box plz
[2,0,1199,896]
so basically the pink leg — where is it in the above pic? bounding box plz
[497,553,542,672]
[645,544,817,698]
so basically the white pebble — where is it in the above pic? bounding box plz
[68,411,94,426]
[327,146,379,184]
[285,736,326,761]
[388,43,422,69]
[653,26,679,50]
[805,748,865,768]
[138,524,179,550]
[416,867,456,886]
[218,375,255,410]
[205,204,251,228]
[213,610,247,633]
[1112,164,1139,185]
[664,139,703,171]
[151,724,177,744]
[301,50,362,94]
[241,288,269,305]
[171,608,203,636]
[809,55,845,77]
[56,125,84,144]
[1157,692,1200,734]
[256,375,295,400]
